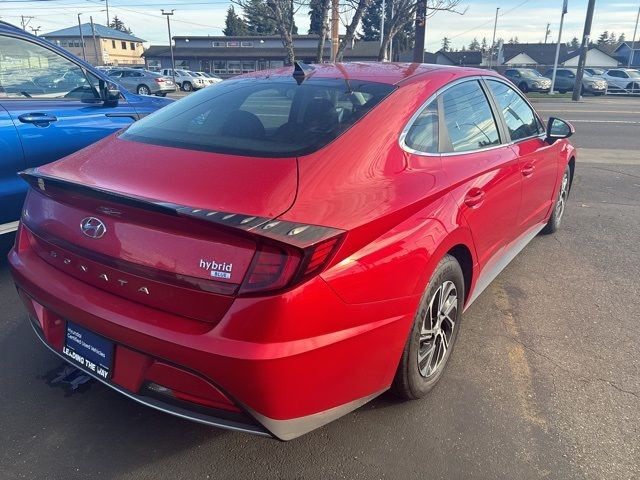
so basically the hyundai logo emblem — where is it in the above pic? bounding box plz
[80,217,107,239]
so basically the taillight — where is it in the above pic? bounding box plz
[239,234,344,295]
[155,78,165,83]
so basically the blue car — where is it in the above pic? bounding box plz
[0,21,172,235]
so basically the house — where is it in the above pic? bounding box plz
[397,50,481,66]
[562,46,619,68]
[142,36,380,77]
[501,43,568,66]
[613,42,640,67]
[434,50,482,66]
[42,23,145,66]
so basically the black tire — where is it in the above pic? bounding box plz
[519,82,529,93]
[155,92,167,97]
[627,82,640,94]
[558,89,567,94]
[136,84,151,95]
[392,255,464,400]
[542,164,570,235]
[182,81,193,92]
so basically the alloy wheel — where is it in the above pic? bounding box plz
[417,280,458,378]
[138,85,150,95]
[555,170,569,225]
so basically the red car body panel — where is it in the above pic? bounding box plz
[8,63,576,440]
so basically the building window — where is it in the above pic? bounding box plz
[213,60,226,74]
[112,40,116,48]
[60,41,67,47]
[240,41,253,47]
[130,42,135,50]
[242,60,256,73]
[147,59,161,71]
[227,60,241,74]
[226,41,240,47]
[212,41,224,47]
[176,60,189,68]
[121,41,127,49]
[270,60,284,68]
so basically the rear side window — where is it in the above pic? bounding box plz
[121,78,395,157]
[404,102,439,153]
[441,81,500,153]
[487,80,541,141]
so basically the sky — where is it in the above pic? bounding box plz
[1,0,638,50]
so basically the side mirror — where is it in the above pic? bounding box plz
[546,117,575,144]
[99,79,120,106]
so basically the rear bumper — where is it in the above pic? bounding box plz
[9,243,414,439]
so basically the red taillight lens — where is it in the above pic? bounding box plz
[239,244,300,294]
[155,78,165,83]
[239,234,343,295]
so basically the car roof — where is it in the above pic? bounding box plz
[238,62,497,86]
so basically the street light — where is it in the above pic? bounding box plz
[161,9,176,87]
[488,7,499,69]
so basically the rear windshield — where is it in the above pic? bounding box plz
[120,77,395,157]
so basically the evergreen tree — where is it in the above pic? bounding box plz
[468,37,480,51]
[569,36,580,50]
[360,0,413,55]
[308,0,324,35]
[597,31,609,47]
[108,16,132,34]
[243,0,279,35]
[223,6,249,36]
[441,37,451,51]
[618,32,626,45]
[481,37,488,53]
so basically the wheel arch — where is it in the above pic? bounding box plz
[446,244,474,304]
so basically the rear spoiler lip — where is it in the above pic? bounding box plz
[19,168,344,249]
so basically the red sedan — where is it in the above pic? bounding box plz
[8,62,575,440]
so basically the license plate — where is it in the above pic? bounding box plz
[63,321,113,380]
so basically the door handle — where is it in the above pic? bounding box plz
[521,164,535,177]
[18,113,58,125]
[464,188,486,208]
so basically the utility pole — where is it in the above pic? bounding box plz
[77,14,87,61]
[488,7,499,69]
[544,23,551,43]
[90,16,100,66]
[550,0,568,94]
[629,4,639,68]
[571,0,596,102]
[572,0,596,101]
[20,15,34,31]
[106,0,110,25]
[388,0,394,61]
[413,0,426,62]
[30,26,41,36]
[162,10,176,86]
[330,0,339,61]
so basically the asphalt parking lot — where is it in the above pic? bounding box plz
[0,96,638,480]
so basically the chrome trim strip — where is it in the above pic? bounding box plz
[246,389,386,441]
[29,320,272,438]
[399,75,548,157]
[0,221,19,235]
[465,222,545,310]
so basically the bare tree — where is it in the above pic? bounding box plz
[384,0,464,62]
[234,0,302,65]
[314,0,331,62]
[335,0,373,61]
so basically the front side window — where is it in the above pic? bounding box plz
[0,35,99,100]
[441,81,500,153]
[404,101,439,153]
[121,78,395,157]
[487,80,541,141]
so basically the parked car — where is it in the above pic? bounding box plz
[202,72,223,82]
[0,20,173,234]
[601,68,640,93]
[584,67,606,76]
[9,63,576,440]
[161,68,206,91]
[191,71,221,86]
[543,68,607,95]
[107,68,176,96]
[503,68,552,93]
